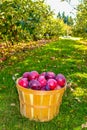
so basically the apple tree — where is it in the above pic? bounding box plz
[0,0,33,43]
[26,0,54,40]
[0,0,54,43]
[0,0,68,44]
[73,0,87,38]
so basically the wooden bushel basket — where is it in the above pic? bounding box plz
[16,78,66,122]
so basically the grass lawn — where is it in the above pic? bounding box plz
[0,39,87,130]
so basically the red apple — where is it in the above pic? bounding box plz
[40,72,46,77]
[22,72,30,78]
[45,85,50,91]
[55,74,66,87]
[54,85,62,90]
[47,79,57,90]
[28,71,39,80]
[41,86,46,90]
[45,71,56,79]
[29,79,41,90]
[38,76,47,87]
[18,78,29,88]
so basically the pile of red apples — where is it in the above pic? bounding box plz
[18,71,66,91]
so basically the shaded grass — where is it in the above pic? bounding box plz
[0,39,87,130]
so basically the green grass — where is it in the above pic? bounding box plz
[0,39,87,130]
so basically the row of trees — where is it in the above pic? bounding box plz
[0,0,86,43]
[62,0,87,38]
[73,0,87,38]
[57,12,73,26]
[0,0,69,44]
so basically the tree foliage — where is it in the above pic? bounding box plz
[57,11,74,26]
[60,0,87,38]
[73,0,87,38]
[0,0,67,44]
[0,0,32,43]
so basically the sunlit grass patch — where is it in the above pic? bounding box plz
[0,39,87,130]
[73,87,85,97]
[74,44,87,51]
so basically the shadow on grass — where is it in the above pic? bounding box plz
[0,39,87,130]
